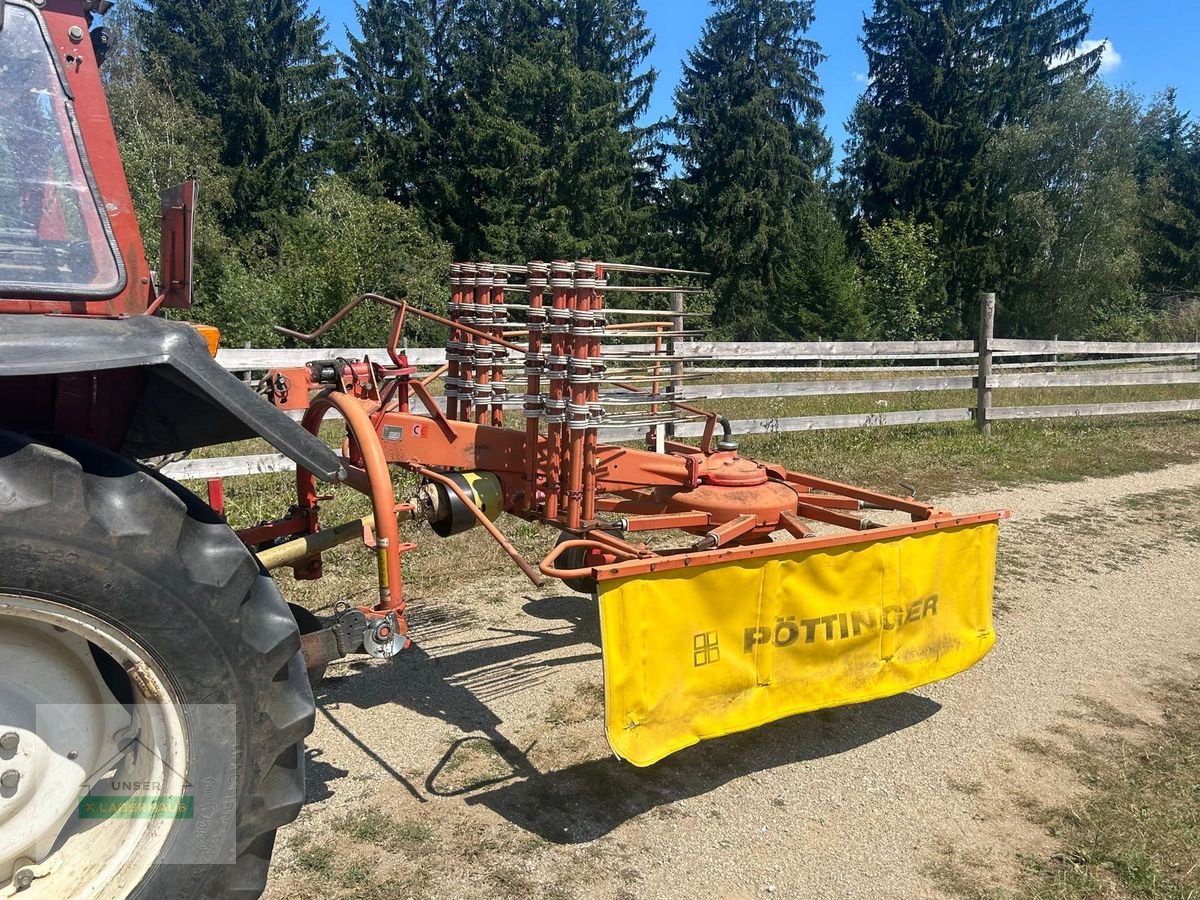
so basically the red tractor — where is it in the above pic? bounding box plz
[0,0,342,895]
[0,0,1004,896]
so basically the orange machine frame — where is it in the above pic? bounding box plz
[245,267,1007,643]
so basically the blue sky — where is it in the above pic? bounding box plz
[321,0,1200,165]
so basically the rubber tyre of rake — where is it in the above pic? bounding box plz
[555,529,623,596]
[0,431,315,899]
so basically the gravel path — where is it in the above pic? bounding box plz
[265,463,1200,900]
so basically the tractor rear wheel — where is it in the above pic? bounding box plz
[0,432,314,898]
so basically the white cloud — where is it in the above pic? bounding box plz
[1052,38,1122,75]
[1086,38,1122,74]
[853,71,869,84]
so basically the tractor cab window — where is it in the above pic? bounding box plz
[0,1,122,297]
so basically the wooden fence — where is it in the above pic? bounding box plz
[162,296,1200,480]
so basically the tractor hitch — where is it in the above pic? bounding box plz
[299,604,409,677]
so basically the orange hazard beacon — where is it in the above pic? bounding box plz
[261,260,1009,766]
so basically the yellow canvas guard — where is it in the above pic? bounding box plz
[598,522,999,766]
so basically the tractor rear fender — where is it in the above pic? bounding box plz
[0,315,344,482]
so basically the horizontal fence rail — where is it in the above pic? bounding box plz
[182,324,1200,481]
[988,399,1200,421]
[989,339,1200,356]
[679,376,976,400]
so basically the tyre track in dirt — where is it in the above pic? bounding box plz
[266,462,1200,900]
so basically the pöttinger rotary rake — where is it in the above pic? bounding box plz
[259,261,1007,766]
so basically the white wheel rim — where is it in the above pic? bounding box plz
[0,593,188,899]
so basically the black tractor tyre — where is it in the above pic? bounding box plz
[0,432,315,899]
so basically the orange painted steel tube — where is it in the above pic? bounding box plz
[778,511,815,539]
[524,262,549,512]
[697,513,759,548]
[781,470,933,519]
[580,527,653,558]
[421,363,449,388]
[545,262,571,520]
[274,292,531,356]
[460,265,477,423]
[540,538,637,581]
[474,263,493,426]
[298,391,405,617]
[622,511,712,532]
[406,298,528,355]
[412,465,545,587]
[565,262,594,529]
[328,392,406,615]
[793,500,875,531]
[582,264,604,522]
[491,270,508,427]
[447,264,463,420]
[577,510,1011,583]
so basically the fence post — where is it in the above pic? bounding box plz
[976,292,996,436]
[665,290,685,440]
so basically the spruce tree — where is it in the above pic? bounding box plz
[138,0,336,234]
[983,0,1102,126]
[562,0,661,258]
[673,0,860,339]
[1137,90,1200,295]
[339,0,432,203]
[436,0,658,261]
[439,0,548,257]
[847,0,990,234]
[336,0,457,221]
[845,0,1101,334]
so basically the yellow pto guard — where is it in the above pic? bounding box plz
[598,522,1000,767]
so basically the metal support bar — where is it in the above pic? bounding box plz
[977,292,996,436]
[256,514,379,570]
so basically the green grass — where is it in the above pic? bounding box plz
[292,845,336,876]
[951,675,1200,900]
[331,806,435,853]
[737,414,1200,498]
[331,807,393,844]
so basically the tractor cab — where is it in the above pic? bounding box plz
[0,0,123,298]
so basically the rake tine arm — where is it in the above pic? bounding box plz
[778,511,815,539]
[780,470,936,520]
[273,292,407,342]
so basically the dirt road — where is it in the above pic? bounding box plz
[265,463,1200,900]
